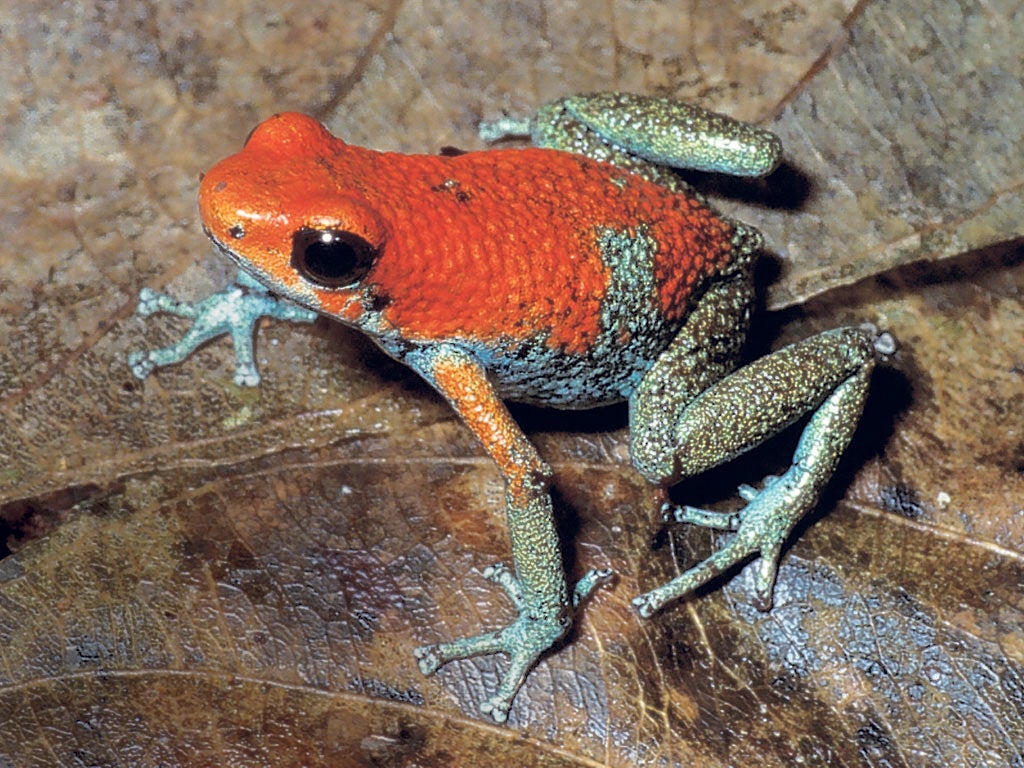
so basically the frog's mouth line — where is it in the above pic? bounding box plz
[203,225,274,287]
[203,225,328,316]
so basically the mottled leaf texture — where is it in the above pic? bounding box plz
[0,1,1021,766]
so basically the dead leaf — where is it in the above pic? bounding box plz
[0,0,1021,766]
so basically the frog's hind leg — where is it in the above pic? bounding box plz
[553,93,782,178]
[482,93,783,191]
[631,321,886,616]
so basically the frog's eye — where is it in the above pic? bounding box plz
[291,227,378,289]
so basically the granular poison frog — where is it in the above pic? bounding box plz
[130,93,893,723]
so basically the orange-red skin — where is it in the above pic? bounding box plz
[199,113,736,358]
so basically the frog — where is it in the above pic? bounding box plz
[129,92,893,723]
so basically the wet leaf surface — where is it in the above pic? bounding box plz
[0,1,1021,766]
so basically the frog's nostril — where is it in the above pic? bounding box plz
[228,225,245,240]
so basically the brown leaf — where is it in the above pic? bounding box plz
[754,1,1024,309]
[1,0,1021,766]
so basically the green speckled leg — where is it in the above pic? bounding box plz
[411,345,611,723]
[128,270,316,386]
[631,325,884,615]
[481,92,782,187]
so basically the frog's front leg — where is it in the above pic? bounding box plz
[410,345,610,723]
[128,270,316,386]
[630,311,887,615]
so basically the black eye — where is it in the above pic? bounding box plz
[290,228,378,289]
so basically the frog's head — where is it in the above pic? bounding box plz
[199,112,388,325]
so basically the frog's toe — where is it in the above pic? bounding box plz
[135,287,161,316]
[751,544,784,611]
[668,504,741,531]
[737,483,759,501]
[859,322,898,358]
[631,592,662,619]
[232,364,262,387]
[480,694,512,724]
[128,351,156,380]
[482,563,525,607]
[573,567,614,607]
[739,474,781,502]
[640,466,815,614]
[634,533,758,616]
[412,644,444,675]
[473,641,543,723]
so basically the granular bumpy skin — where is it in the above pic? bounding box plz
[558,92,783,177]
[195,113,733,382]
[131,92,889,725]
[199,112,736,407]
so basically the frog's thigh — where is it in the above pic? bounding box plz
[629,276,753,482]
[633,326,877,486]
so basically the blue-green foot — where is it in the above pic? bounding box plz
[632,470,810,617]
[414,563,611,723]
[128,271,316,386]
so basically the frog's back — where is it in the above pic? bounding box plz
[361,146,741,404]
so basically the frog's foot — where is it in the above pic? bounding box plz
[134,286,197,319]
[634,466,817,617]
[414,563,611,723]
[128,271,316,386]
